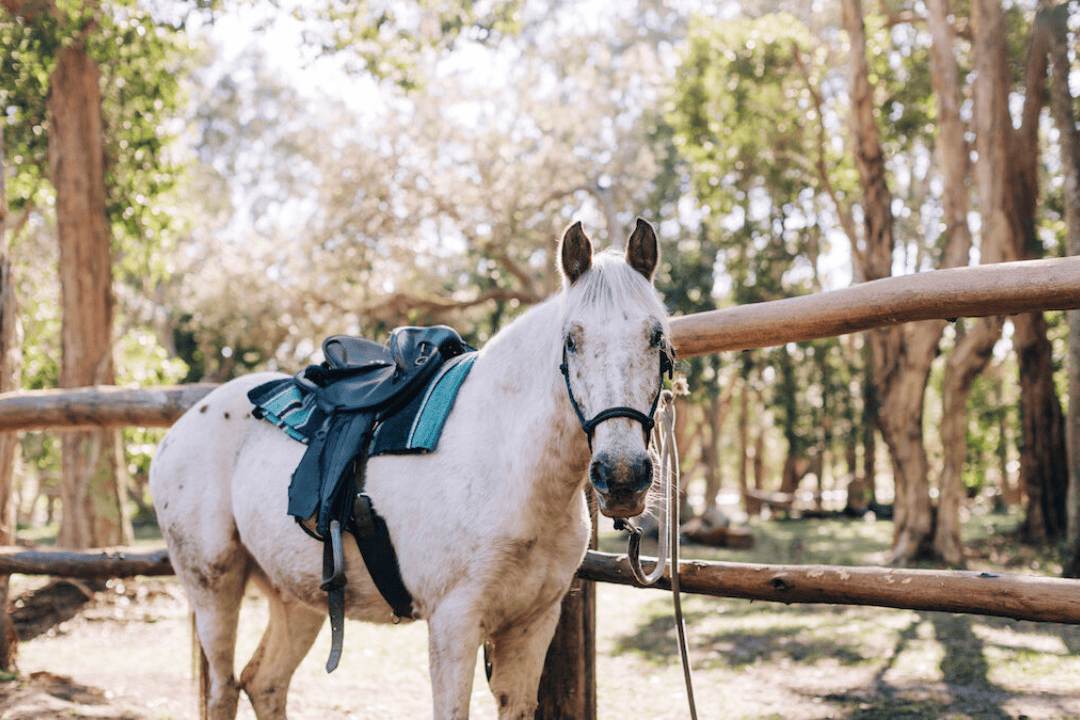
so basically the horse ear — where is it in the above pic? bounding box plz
[559,221,593,286]
[626,217,659,282]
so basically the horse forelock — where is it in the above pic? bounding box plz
[561,249,669,327]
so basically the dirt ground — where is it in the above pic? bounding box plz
[5,505,1080,720]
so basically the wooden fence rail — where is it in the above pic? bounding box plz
[4,545,1080,627]
[0,256,1076,431]
[578,552,1080,625]
[670,255,1080,357]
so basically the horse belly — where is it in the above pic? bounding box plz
[229,426,398,623]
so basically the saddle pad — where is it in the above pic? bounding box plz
[249,381,320,444]
[369,352,477,455]
[249,352,476,455]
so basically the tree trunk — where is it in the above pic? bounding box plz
[698,390,732,519]
[937,320,1001,565]
[929,0,1007,566]
[861,336,877,506]
[1016,312,1069,544]
[47,39,130,548]
[999,6,1069,548]
[0,123,23,670]
[737,368,750,512]
[843,0,937,562]
[1044,2,1080,574]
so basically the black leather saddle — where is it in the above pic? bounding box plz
[300,326,469,414]
[247,325,475,672]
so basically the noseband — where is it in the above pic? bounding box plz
[560,344,674,450]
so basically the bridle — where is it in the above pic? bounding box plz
[559,341,675,451]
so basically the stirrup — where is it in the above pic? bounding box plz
[321,519,347,673]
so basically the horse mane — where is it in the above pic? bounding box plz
[561,248,669,327]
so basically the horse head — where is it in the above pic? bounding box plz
[558,218,673,518]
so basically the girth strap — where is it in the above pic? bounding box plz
[317,474,417,673]
[350,493,415,619]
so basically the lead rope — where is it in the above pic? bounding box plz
[619,390,697,719]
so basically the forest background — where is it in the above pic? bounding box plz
[1,0,1080,590]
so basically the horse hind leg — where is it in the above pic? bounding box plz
[185,553,251,720]
[240,571,326,719]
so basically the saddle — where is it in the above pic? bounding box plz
[248,326,476,672]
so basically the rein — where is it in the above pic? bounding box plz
[560,344,696,719]
[617,391,698,720]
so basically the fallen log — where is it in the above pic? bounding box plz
[0,383,218,432]
[577,551,1080,625]
[0,547,173,578]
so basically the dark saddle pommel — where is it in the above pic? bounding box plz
[299,326,469,416]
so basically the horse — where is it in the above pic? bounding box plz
[149,217,672,720]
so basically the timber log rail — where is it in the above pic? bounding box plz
[0,546,1078,626]
[0,254,1078,719]
[0,255,1077,432]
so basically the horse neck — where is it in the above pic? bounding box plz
[479,298,592,511]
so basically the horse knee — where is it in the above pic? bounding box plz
[495,693,538,720]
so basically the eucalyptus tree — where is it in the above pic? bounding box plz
[170,0,691,375]
[1,0,189,547]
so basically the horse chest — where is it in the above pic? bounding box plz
[476,522,588,629]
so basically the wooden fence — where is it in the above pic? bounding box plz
[0,254,1078,718]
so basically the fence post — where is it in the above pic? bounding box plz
[536,490,597,720]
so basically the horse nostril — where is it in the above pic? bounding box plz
[589,452,613,493]
[631,453,654,493]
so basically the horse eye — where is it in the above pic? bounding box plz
[650,327,665,348]
[565,334,577,353]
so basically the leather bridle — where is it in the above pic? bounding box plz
[559,342,675,451]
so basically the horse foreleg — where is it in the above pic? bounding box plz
[427,601,485,720]
[240,574,325,720]
[486,601,562,720]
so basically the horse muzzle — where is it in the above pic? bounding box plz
[589,449,654,518]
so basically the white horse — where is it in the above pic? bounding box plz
[150,218,671,720]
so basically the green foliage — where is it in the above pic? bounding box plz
[2,1,190,286]
[294,0,523,90]
[0,10,60,212]
[90,3,189,288]
[667,12,850,306]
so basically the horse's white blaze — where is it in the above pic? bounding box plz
[150,220,667,720]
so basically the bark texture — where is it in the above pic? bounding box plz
[843,0,937,562]
[47,38,130,548]
[0,121,23,670]
[1045,2,1080,574]
[932,0,1006,566]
